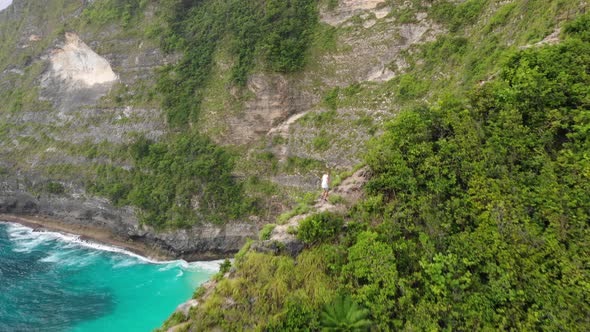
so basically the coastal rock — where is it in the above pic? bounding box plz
[175,299,199,318]
[166,322,190,332]
[251,239,305,257]
[0,177,257,260]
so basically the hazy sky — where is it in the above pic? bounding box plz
[0,0,12,11]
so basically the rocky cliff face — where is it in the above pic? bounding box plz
[0,0,464,259]
[0,0,258,259]
[0,176,257,260]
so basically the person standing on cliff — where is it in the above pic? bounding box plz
[321,171,331,202]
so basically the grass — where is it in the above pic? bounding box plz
[259,224,277,240]
[185,250,336,330]
[328,194,345,205]
[282,156,326,175]
[277,192,317,224]
[155,312,187,332]
[277,204,311,225]
[312,130,332,152]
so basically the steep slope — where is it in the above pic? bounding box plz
[157,1,590,331]
[0,0,589,328]
[0,0,259,259]
[0,0,447,258]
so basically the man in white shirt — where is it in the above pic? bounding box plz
[321,171,331,202]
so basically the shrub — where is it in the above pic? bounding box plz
[297,212,344,245]
[192,286,206,299]
[323,87,340,110]
[93,133,252,228]
[259,224,276,240]
[267,291,320,330]
[564,11,590,42]
[320,294,371,331]
[45,182,65,194]
[219,259,232,274]
[395,74,429,101]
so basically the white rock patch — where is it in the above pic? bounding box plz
[321,0,389,26]
[49,32,117,86]
[341,0,384,11]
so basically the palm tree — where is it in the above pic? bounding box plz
[320,294,372,331]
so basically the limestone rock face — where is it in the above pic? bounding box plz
[0,177,257,260]
[321,0,389,26]
[48,32,118,86]
[39,32,118,113]
[0,1,255,260]
[0,0,441,260]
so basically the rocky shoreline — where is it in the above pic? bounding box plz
[0,186,258,262]
[0,213,176,261]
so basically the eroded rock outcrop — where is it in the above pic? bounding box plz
[0,177,257,260]
[321,0,390,26]
[48,32,118,86]
[39,32,118,113]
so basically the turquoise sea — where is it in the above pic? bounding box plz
[0,221,218,331]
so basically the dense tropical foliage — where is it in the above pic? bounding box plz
[360,22,590,329]
[90,0,319,227]
[169,13,590,330]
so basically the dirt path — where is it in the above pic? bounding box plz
[269,166,370,243]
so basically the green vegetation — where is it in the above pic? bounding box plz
[156,0,318,126]
[259,224,276,240]
[297,212,343,245]
[360,20,590,329]
[320,294,371,331]
[430,0,486,33]
[85,0,321,229]
[81,0,148,27]
[2,1,589,330]
[282,156,326,174]
[188,249,337,330]
[90,133,253,227]
[277,192,317,224]
[157,312,187,332]
[177,13,590,331]
[312,129,332,151]
[44,182,65,195]
[327,194,345,205]
[219,259,232,274]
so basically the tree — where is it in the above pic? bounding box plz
[320,295,371,331]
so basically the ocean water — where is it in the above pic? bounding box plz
[0,221,219,332]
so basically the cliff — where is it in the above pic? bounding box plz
[0,0,445,258]
[0,0,254,258]
[1,1,589,329]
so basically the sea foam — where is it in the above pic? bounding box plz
[1,221,221,272]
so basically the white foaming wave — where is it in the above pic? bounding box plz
[1,221,222,271]
[158,259,223,273]
[112,258,141,268]
[6,224,65,253]
[39,249,99,267]
[1,221,163,263]
[186,260,225,272]
[39,250,67,263]
[158,260,192,271]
